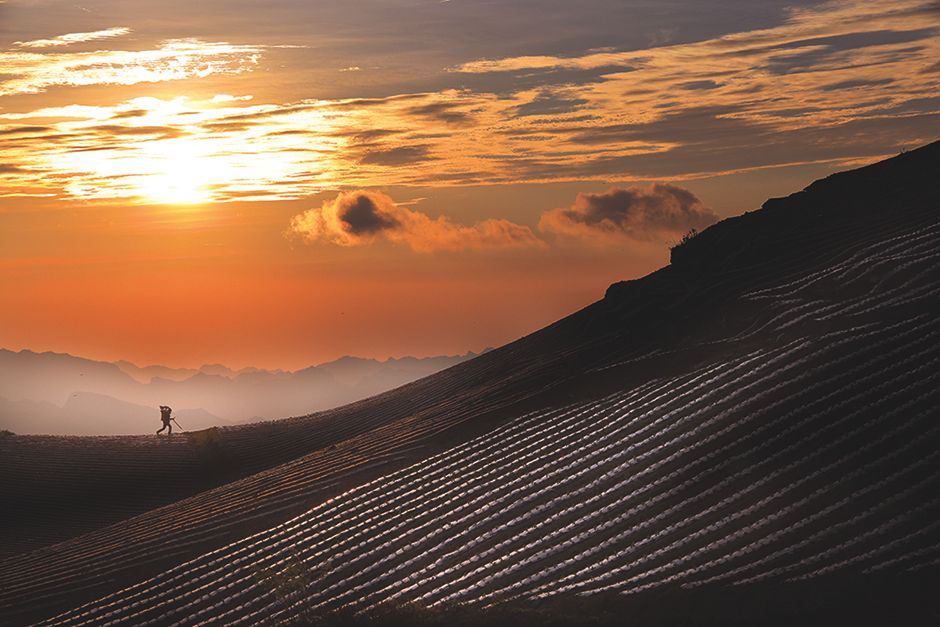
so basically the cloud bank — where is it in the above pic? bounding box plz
[540,184,719,243]
[289,191,543,253]
[1,0,939,202]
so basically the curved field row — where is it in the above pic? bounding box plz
[5,146,940,623]
[41,305,940,624]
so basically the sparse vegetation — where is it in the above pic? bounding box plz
[671,227,700,251]
[669,227,704,265]
[0,429,14,437]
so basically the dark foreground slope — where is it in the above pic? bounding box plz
[3,141,940,625]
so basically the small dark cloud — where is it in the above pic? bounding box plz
[508,134,557,143]
[0,164,25,173]
[0,126,52,136]
[515,92,587,117]
[0,131,88,145]
[451,64,636,95]
[212,104,318,124]
[541,114,597,125]
[821,78,894,91]
[336,193,401,235]
[359,145,432,166]
[67,145,127,153]
[336,128,402,141]
[765,106,824,118]
[266,129,310,137]
[110,109,149,119]
[406,132,453,139]
[201,121,255,132]
[88,125,188,139]
[329,94,426,110]
[407,102,473,125]
[678,80,721,90]
[540,184,719,243]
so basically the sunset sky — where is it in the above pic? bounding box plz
[1,0,939,370]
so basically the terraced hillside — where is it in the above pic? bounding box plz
[3,141,940,625]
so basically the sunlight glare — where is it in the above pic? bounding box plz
[136,140,212,204]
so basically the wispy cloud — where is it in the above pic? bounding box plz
[452,50,631,74]
[14,26,132,48]
[289,191,543,252]
[211,94,254,103]
[0,39,262,96]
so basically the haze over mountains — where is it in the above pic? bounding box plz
[0,350,481,435]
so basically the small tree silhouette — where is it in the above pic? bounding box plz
[674,228,699,249]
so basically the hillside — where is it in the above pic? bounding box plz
[2,141,940,624]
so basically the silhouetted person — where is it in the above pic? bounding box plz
[157,405,173,435]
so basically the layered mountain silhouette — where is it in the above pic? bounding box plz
[2,141,939,625]
[0,351,479,435]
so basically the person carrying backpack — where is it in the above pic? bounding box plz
[157,405,174,435]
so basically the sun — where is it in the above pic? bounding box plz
[43,96,334,204]
[135,139,213,205]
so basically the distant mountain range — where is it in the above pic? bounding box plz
[113,360,285,384]
[0,349,482,435]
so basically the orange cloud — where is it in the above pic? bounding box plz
[289,191,543,253]
[14,27,132,48]
[540,184,719,244]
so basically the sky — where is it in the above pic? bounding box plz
[1,0,938,370]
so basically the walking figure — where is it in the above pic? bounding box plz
[157,405,174,435]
